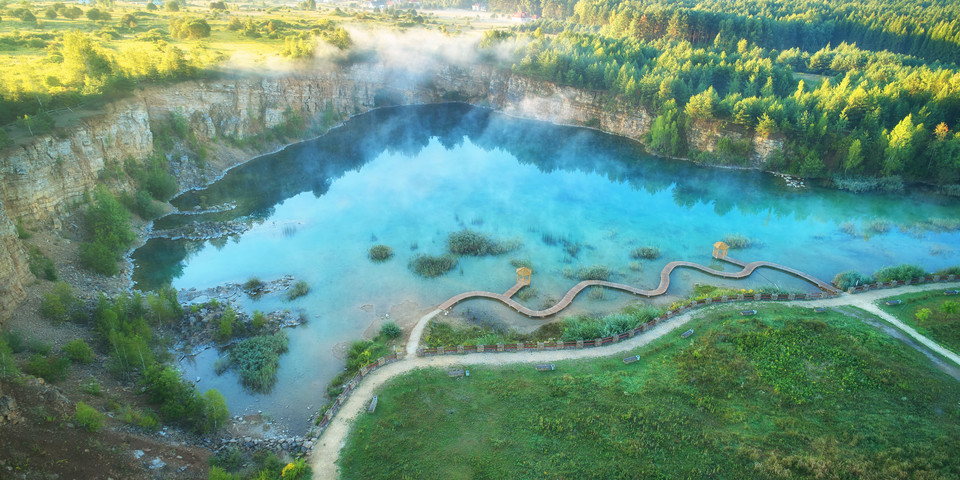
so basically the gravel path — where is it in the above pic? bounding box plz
[310,282,960,479]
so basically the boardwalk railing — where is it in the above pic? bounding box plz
[419,274,960,357]
[314,353,401,436]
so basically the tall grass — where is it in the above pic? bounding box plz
[409,254,458,278]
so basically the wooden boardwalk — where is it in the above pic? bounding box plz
[437,256,838,318]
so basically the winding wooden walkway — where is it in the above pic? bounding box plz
[437,256,838,318]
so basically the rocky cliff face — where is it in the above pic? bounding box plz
[0,62,776,319]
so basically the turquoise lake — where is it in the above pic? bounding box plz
[132,104,960,433]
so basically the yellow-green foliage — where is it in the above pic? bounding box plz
[74,401,105,432]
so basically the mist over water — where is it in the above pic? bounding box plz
[132,104,960,433]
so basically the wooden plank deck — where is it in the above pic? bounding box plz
[436,257,839,318]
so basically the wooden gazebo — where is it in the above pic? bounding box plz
[712,241,729,259]
[516,267,532,286]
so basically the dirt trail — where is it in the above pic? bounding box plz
[310,282,960,479]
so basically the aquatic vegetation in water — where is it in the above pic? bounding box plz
[447,229,521,256]
[409,253,458,278]
[588,286,605,300]
[564,240,582,258]
[228,331,290,393]
[839,221,858,237]
[722,234,760,249]
[514,286,538,301]
[629,261,642,272]
[284,280,310,301]
[576,264,610,281]
[368,244,394,262]
[243,276,265,298]
[510,258,533,270]
[630,246,661,260]
[865,219,891,235]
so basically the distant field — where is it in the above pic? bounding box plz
[339,305,960,479]
[0,0,482,129]
[880,290,960,355]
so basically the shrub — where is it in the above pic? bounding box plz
[25,354,71,382]
[368,244,394,262]
[229,332,289,393]
[63,339,94,364]
[281,459,310,479]
[916,308,932,323]
[832,271,873,290]
[0,335,19,380]
[447,229,520,256]
[142,365,225,433]
[942,301,960,315]
[1,330,26,353]
[210,446,243,472]
[74,402,105,432]
[41,282,83,323]
[80,187,135,276]
[202,389,229,432]
[216,308,236,342]
[251,310,267,329]
[936,266,960,276]
[129,190,164,219]
[630,246,661,260]
[15,218,30,239]
[79,242,120,276]
[209,466,238,480]
[28,246,57,281]
[79,378,102,396]
[409,254,458,278]
[27,338,52,355]
[874,264,927,283]
[380,321,401,339]
[577,265,610,281]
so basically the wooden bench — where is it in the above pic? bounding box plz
[739,310,757,316]
[368,396,378,413]
[681,329,694,338]
[535,364,555,372]
[945,290,959,296]
[813,307,828,313]
[622,355,640,364]
[885,299,902,306]
[447,369,466,378]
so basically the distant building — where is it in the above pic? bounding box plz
[511,11,537,23]
[471,3,487,12]
[365,0,386,10]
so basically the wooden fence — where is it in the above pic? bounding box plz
[418,291,841,356]
[314,353,401,435]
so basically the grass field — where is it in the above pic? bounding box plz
[879,290,960,355]
[339,305,960,479]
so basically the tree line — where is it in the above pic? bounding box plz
[481,28,960,185]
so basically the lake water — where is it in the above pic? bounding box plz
[132,104,960,434]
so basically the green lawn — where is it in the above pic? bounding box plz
[339,305,960,479]
[879,290,960,354]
